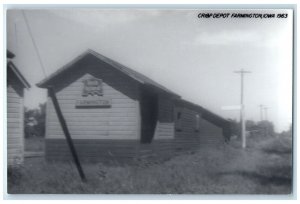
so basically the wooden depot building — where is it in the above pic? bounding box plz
[7,50,30,165]
[37,49,230,162]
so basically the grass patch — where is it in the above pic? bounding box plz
[8,136,292,194]
[259,136,292,154]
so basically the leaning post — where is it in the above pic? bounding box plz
[48,86,86,182]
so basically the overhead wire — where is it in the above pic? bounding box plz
[21,10,86,181]
[22,10,47,78]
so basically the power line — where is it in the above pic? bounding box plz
[22,10,47,78]
[234,69,251,149]
[21,10,86,182]
[14,22,18,57]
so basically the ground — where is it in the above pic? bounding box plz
[7,135,292,194]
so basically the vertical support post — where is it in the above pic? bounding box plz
[48,87,86,182]
[240,71,246,149]
[234,69,251,149]
[264,107,268,120]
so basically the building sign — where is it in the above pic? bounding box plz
[75,76,111,108]
[76,98,111,108]
[82,77,103,96]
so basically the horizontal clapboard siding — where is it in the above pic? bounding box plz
[45,139,179,162]
[7,85,24,165]
[199,118,223,145]
[48,121,137,126]
[154,122,174,139]
[175,107,199,139]
[46,69,140,140]
[46,139,137,161]
[175,105,224,148]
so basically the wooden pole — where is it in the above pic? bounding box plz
[48,87,86,182]
[234,69,251,148]
[241,71,245,148]
[264,107,268,120]
[259,104,264,121]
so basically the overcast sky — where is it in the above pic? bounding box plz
[6,9,293,132]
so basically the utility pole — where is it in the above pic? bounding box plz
[234,69,251,148]
[264,107,268,121]
[263,107,269,137]
[259,104,264,121]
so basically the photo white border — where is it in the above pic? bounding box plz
[1,0,298,202]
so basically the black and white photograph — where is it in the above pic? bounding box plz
[5,7,294,195]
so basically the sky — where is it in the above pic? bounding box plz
[6,9,293,132]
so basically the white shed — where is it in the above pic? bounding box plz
[7,50,30,165]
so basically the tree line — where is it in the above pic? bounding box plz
[228,119,285,138]
[24,103,46,138]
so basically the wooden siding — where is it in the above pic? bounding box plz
[174,106,200,150]
[46,67,140,140]
[45,139,139,162]
[199,118,223,145]
[154,122,174,139]
[174,104,224,149]
[45,139,176,162]
[7,84,24,165]
[153,95,175,140]
[42,51,228,162]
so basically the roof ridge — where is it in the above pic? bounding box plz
[176,98,229,123]
[85,49,145,83]
[8,61,31,89]
[36,49,180,97]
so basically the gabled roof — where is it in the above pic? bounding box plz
[7,61,31,89]
[37,49,180,97]
[175,98,231,140]
[175,98,230,125]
